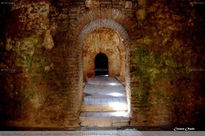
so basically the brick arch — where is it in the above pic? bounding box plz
[74,8,136,40]
[78,19,129,81]
[74,8,135,113]
[78,19,130,46]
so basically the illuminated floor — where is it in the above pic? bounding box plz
[0,130,144,136]
[80,76,129,127]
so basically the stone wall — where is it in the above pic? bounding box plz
[0,0,205,129]
[130,0,205,128]
[0,0,82,128]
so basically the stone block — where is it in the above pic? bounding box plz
[125,1,132,9]
[136,9,146,21]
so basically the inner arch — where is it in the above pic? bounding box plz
[78,19,129,45]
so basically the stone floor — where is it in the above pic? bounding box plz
[0,131,202,136]
[0,130,143,136]
[80,76,130,127]
[83,76,127,107]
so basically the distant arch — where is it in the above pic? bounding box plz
[95,53,109,76]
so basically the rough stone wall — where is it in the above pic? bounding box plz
[130,0,205,128]
[0,0,205,130]
[0,0,82,128]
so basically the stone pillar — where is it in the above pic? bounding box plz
[120,53,126,82]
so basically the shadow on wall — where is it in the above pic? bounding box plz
[0,70,25,129]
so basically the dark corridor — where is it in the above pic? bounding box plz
[95,53,108,76]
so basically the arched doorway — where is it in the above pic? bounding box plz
[79,19,131,127]
[95,53,108,76]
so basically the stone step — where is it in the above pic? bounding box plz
[84,85,125,95]
[84,91,126,97]
[84,96,127,105]
[81,105,128,112]
[80,117,130,127]
[80,112,130,127]
[81,112,130,118]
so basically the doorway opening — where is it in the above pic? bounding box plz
[80,26,130,127]
[95,53,108,76]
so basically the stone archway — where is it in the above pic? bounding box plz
[78,19,131,113]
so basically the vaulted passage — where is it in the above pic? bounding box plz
[81,26,130,127]
[95,53,108,76]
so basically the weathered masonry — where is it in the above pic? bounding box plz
[0,0,205,130]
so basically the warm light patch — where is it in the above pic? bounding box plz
[110,112,130,117]
[108,102,127,111]
[108,92,124,97]
[108,82,119,86]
